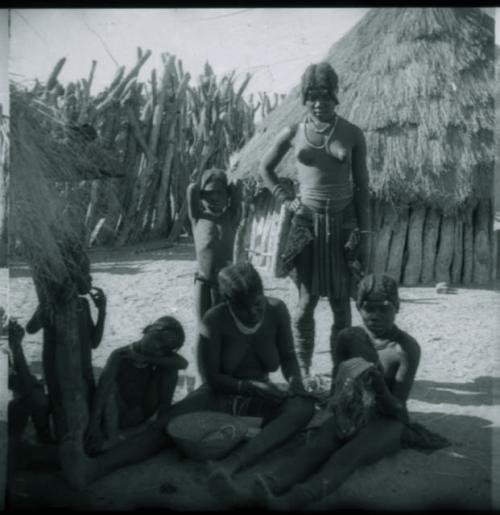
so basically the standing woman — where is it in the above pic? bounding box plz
[260,62,371,377]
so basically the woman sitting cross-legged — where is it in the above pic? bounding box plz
[59,262,314,490]
[209,274,449,509]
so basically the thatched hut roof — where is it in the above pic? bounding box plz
[231,8,494,213]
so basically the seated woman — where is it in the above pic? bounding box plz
[58,262,315,490]
[209,273,430,509]
[84,316,188,453]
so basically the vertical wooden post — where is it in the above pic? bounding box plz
[421,208,441,284]
[386,206,409,282]
[373,202,397,275]
[462,206,474,285]
[451,216,464,284]
[435,215,455,284]
[403,205,426,286]
[473,199,492,285]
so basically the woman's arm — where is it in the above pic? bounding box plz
[198,319,242,395]
[372,335,421,422]
[187,182,201,223]
[391,335,421,403]
[87,349,122,431]
[132,351,189,371]
[351,126,371,268]
[260,126,297,202]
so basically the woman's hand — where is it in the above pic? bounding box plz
[287,375,309,396]
[84,423,104,453]
[242,380,288,402]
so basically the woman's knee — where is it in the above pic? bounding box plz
[283,395,315,422]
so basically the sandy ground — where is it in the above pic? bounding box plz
[3,242,500,510]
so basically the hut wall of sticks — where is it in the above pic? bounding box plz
[231,8,496,286]
[11,50,281,251]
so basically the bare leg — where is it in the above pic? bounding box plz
[210,416,341,508]
[292,246,319,377]
[264,416,404,510]
[329,298,352,363]
[59,385,220,490]
[254,416,341,496]
[209,396,315,478]
[194,279,213,324]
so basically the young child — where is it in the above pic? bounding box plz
[7,320,53,444]
[84,316,187,453]
[25,246,107,442]
[187,168,241,323]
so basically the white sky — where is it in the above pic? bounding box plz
[4,8,500,105]
[9,8,369,99]
[0,11,8,115]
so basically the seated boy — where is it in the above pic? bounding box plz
[84,316,188,453]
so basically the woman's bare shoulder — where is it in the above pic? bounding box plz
[337,116,363,137]
[202,303,230,325]
[393,327,421,356]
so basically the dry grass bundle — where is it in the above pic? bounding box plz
[10,86,94,306]
[232,8,494,213]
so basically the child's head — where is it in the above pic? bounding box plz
[356,274,399,337]
[218,262,266,327]
[199,168,229,215]
[137,316,185,357]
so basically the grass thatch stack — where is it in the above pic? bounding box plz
[231,8,495,285]
[0,107,7,267]
[10,86,101,302]
[9,85,113,441]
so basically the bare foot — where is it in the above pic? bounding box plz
[207,469,250,508]
[58,436,97,491]
[206,452,242,478]
[253,474,292,511]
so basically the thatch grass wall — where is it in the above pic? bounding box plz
[231,8,495,285]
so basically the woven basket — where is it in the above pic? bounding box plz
[166,411,250,461]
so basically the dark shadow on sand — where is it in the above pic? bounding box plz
[411,376,500,407]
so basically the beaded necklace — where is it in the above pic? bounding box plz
[227,303,266,335]
[304,114,338,150]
